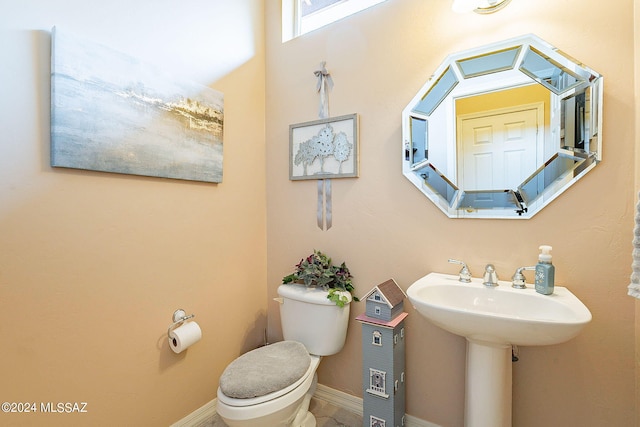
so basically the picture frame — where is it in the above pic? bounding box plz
[50,27,224,183]
[289,113,359,180]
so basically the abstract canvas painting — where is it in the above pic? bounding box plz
[50,27,224,183]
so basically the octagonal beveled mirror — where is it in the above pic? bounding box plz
[402,34,603,219]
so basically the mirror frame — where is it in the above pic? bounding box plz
[402,34,603,219]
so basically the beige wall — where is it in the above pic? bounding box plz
[455,84,550,129]
[265,0,637,426]
[0,1,267,425]
[1,1,638,426]
[635,0,640,422]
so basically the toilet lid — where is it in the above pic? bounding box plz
[219,341,311,399]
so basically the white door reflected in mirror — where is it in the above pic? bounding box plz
[459,107,540,190]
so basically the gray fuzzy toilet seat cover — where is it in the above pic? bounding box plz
[219,340,311,399]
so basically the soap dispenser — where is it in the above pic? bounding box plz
[535,245,555,295]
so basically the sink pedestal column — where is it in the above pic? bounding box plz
[465,339,512,427]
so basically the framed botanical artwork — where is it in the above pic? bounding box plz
[289,113,359,180]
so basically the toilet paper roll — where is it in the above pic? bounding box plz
[169,321,202,354]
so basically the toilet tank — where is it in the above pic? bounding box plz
[277,284,350,356]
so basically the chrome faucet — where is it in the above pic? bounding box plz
[482,264,499,287]
[448,259,472,283]
[511,266,536,289]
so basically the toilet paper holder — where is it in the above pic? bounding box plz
[167,309,196,339]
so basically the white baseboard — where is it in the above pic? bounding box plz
[313,383,441,427]
[170,384,441,427]
[170,399,216,427]
[313,383,363,416]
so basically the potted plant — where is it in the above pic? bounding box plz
[282,250,359,307]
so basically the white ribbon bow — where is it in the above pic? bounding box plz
[314,61,333,119]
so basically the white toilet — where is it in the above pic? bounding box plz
[216,283,351,427]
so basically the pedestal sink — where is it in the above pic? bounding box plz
[407,272,592,427]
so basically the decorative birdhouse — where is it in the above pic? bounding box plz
[356,279,408,427]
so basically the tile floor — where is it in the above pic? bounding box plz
[204,397,362,427]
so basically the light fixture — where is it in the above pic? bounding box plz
[451,0,477,13]
[452,0,512,14]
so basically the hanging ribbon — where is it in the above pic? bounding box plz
[314,61,333,119]
[316,179,332,230]
[314,61,333,230]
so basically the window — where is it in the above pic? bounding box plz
[367,368,389,397]
[374,306,381,315]
[370,416,386,427]
[283,0,389,42]
[372,330,382,346]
